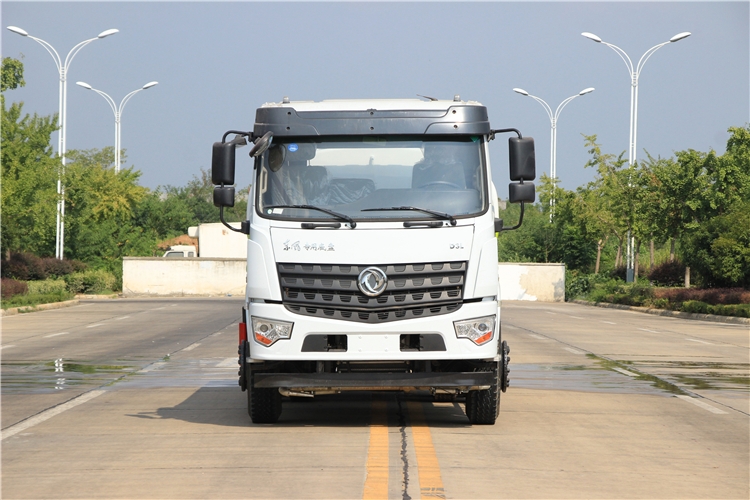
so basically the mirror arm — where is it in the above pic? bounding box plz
[219,206,250,235]
[489,128,522,141]
[221,130,253,143]
[495,201,525,233]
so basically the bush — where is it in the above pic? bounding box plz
[1,278,28,299]
[64,269,117,294]
[1,252,46,280]
[2,290,74,309]
[1,252,86,280]
[26,279,68,295]
[648,260,686,287]
[680,301,750,318]
[565,271,615,301]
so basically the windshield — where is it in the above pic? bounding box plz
[256,135,487,222]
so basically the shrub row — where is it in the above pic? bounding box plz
[1,278,28,299]
[1,252,86,281]
[1,270,117,301]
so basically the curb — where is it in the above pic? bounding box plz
[1,299,80,317]
[572,300,750,325]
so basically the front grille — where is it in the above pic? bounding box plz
[278,262,466,323]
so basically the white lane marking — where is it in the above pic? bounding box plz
[601,321,617,325]
[0,345,15,351]
[564,347,585,355]
[1,389,107,440]
[612,367,639,377]
[545,311,557,315]
[43,332,70,338]
[638,328,660,333]
[138,362,166,373]
[114,316,130,321]
[86,323,104,329]
[676,395,727,414]
[183,343,200,351]
[686,338,713,345]
[567,315,585,320]
[216,358,238,368]
[151,307,166,311]
[528,334,547,340]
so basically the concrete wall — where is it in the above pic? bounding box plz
[124,258,565,302]
[498,263,565,302]
[122,258,246,296]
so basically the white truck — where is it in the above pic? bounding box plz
[211,97,535,424]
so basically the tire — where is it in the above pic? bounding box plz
[465,366,500,425]
[248,373,282,424]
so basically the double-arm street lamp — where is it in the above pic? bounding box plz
[6,26,118,260]
[76,81,158,173]
[513,87,595,219]
[582,31,690,281]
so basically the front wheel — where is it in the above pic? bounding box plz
[465,364,502,425]
[248,372,282,424]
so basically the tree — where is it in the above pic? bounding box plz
[1,57,25,92]
[62,148,153,274]
[681,200,750,287]
[1,58,59,258]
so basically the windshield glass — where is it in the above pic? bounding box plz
[256,135,487,221]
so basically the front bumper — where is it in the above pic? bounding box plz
[254,370,495,392]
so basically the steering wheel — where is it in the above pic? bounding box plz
[418,181,462,189]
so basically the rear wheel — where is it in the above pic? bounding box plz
[248,372,282,423]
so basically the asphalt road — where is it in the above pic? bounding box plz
[1,298,748,499]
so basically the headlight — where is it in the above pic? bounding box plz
[251,317,293,347]
[454,316,495,346]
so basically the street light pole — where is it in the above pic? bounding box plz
[76,81,158,173]
[582,31,690,282]
[513,87,594,219]
[6,26,118,260]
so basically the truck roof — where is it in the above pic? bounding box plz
[254,97,491,138]
[260,97,484,112]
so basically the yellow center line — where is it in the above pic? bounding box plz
[363,399,389,500]
[407,400,446,499]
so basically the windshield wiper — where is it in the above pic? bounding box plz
[361,206,457,226]
[265,205,357,229]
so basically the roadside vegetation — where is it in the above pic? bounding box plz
[2,57,748,315]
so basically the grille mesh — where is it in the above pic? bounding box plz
[278,262,466,323]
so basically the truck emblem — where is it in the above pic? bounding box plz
[358,267,388,297]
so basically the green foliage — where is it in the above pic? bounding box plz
[680,301,750,318]
[2,290,74,310]
[1,100,60,257]
[26,278,67,295]
[64,269,117,294]
[1,57,25,92]
[681,200,750,287]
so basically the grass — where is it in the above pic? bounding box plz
[1,290,75,310]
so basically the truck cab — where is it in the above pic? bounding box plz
[212,97,535,424]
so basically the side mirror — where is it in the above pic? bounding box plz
[509,182,535,204]
[212,142,236,185]
[213,186,235,208]
[249,131,274,158]
[509,137,536,181]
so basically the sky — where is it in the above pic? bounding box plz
[2,1,748,198]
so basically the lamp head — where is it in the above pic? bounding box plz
[579,87,595,95]
[670,32,691,42]
[581,32,602,43]
[76,81,93,90]
[97,29,119,38]
[7,26,29,36]
[513,88,529,96]
[142,81,158,89]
